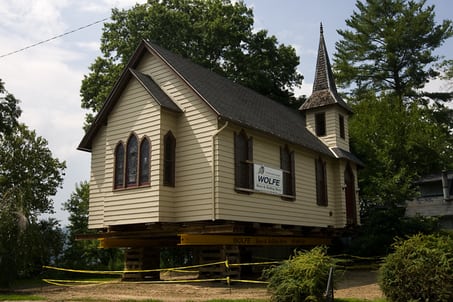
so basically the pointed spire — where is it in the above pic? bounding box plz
[312,22,338,94]
[299,23,352,113]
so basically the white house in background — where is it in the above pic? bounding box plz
[406,171,453,229]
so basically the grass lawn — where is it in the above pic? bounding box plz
[0,293,46,301]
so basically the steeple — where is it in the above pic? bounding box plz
[299,23,352,113]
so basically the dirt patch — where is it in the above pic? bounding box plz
[14,270,383,301]
[335,270,384,300]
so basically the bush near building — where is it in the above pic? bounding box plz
[379,233,453,302]
[263,246,335,302]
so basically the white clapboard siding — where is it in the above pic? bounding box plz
[215,126,346,228]
[305,108,350,151]
[88,125,107,229]
[138,52,218,222]
[88,73,163,227]
[158,110,178,221]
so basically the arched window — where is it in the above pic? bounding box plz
[163,131,176,187]
[234,129,253,192]
[139,137,150,185]
[126,134,138,187]
[114,142,125,189]
[315,157,328,206]
[280,145,295,200]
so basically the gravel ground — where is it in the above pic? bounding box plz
[12,270,384,301]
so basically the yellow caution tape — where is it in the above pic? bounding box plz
[162,268,198,273]
[333,254,384,261]
[41,258,291,288]
[43,260,226,275]
[230,279,269,284]
[42,279,119,287]
[229,261,282,267]
[43,265,124,275]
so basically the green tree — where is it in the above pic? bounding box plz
[0,124,66,217]
[334,0,453,206]
[61,181,123,270]
[333,1,453,255]
[0,123,66,286]
[334,0,453,99]
[80,0,303,128]
[0,79,21,138]
[350,93,453,207]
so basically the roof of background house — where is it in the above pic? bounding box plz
[299,24,352,113]
[415,171,453,184]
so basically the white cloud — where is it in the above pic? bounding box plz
[76,41,102,53]
[77,0,147,13]
[0,0,69,40]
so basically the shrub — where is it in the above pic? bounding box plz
[379,233,453,302]
[263,246,335,302]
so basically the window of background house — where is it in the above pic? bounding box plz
[139,137,150,185]
[114,142,124,189]
[234,130,253,192]
[315,112,326,136]
[280,145,295,200]
[339,114,345,139]
[315,157,328,206]
[163,131,176,187]
[126,134,138,187]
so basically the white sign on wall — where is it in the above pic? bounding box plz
[254,164,283,195]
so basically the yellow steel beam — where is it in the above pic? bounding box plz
[98,238,177,248]
[178,234,331,246]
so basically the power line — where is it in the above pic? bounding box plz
[0,17,109,59]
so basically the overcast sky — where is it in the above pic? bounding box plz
[0,0,452,225]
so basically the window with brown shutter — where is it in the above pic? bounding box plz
[280,145,295,200]
[234,130,253,193]
[339,114,345,139]
[163,131,176,187]
[315,157,328,206]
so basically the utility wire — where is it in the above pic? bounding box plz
[0,17,109,59]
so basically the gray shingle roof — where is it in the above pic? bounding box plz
[79,40,334,157]
[299,24,352,113]
[130,68,182,112]
[145,41,333,156]
[78,66,182,151]
[331,147,364,167]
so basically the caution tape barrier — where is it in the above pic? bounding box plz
[43,260,226,275]
[42,277,269,287]
[42,255,381,287]
[42,259,275,287]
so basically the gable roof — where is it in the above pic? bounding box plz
[299,24,352,113]
[79,40,333,157]
[78,65,182,151]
